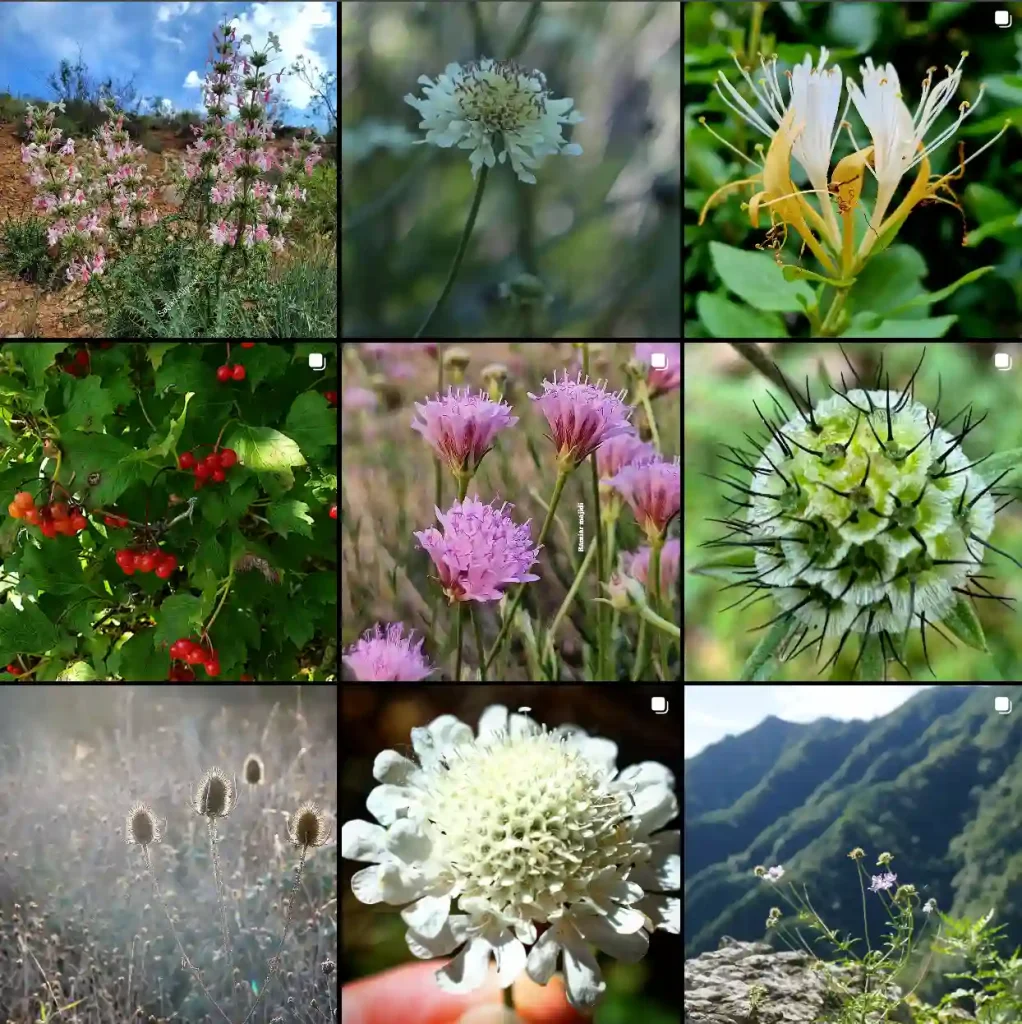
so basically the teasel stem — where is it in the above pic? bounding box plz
[484,466,570,673]
[207,817,232,966]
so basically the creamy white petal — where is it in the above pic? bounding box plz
[562,142,583,155]
[491,931,527,988]
[373,749,421,785]
[615,761,676,793]
[632,786,678,836]
[636,894,680,934]
[525,926,561,984]
[588,866,644,907]
[561,933,605,1010]
[575,736,618,775]
[406,914,469,958]
[412,715,474,767]
[400,893,451,937]
[477,704,509,737]
[435,936,492,993]
[340,819,388,862]
[629,831,680,892]
[384,818,433,863]
[366,783,421,826]
[352,861,428,905]
[572,911,650,962]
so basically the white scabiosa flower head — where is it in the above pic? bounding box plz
[404,58,584,183]
[341,705,678,1011]
[706,347,1019,678]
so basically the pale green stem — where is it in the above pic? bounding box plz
[542,534,598,664]
[640,388,661,452]
[817,287,850,338]
[484,466,570,673]
[471,604,487,682]
[430,346,445,637]
[649,533,668,678]
[414,166,489,338]
[632,615,650,681]
[635,601,681,639]
[452,472,470,681]
[582,344,607,680]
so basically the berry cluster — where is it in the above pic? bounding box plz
[61,348,91,377]
[325,390,337,406]
[8,492,87,537]
[6,663,23,676]
[104,512,129,528]
[179,448,238,490]
[116,548,178,578]
[169,637,220,678]
[217,363,246,382]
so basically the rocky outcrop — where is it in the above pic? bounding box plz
[684,938,905,1024]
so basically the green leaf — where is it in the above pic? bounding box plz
[739,615,795,681]
[942,596,988,653]
[974,448,1022,483]
[782,265,856,288]
[709,242,816,312]
[697,292,788,339]
[877,267,995,318]
[853,633,885,681]
[827,2,878,51]
[849,244,927,318]
[965,214,1022,247]
[689,556,755,583]
[840,314,957,338]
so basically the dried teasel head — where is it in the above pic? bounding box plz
[125,803,162,847]
[243,753,265,786]
[192,767,235,818]
[286,801,331,849]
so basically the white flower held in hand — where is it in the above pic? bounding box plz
[404,58,584,183]
[341,704,679,1011]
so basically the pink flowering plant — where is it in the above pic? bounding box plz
[750,849,1022,1024]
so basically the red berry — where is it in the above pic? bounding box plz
[219,448,237,468]
[70,514,87,533]
[137,552,157,573]
[155,562,174,579]
[14,492,35,510]
[74,349,90,367]
[217,365,232,382]
[23,508,39,525]
[49,502,69,520]
[204,659,221,677]
[231,364,246,381]
[211,468,226,483]
[160,553,178,572]
[241,342,255,349]
[40,521,57,539]
[169,639,191,660]
[205,453,222,470]
[329,504,337,519]
[8,502,25,519]
[7,664,22,676]
[116,549,136,571]
[179,452,196,469]
[185,647,206,666]
[194,462,210,480]
[325,390,337,405]
[240,674,254,681]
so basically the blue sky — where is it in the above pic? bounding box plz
[0,1,336,132]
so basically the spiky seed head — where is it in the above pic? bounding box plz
[320,959,335,976]
[125,803,161,847]
[192,767,235,818]
[287,801,331,848]
[243,753,264,786]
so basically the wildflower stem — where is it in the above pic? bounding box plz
[817,287,850,337]
[640,388,661,452]
[632,615,650,681]
[453,472,470,681]
[649,533,668,678]
[583,343,607,679]
[505,0,542,60]
[414,166,489,338]
[471,604,487,682]
[484,466,570,673]
[543,532,598,666]
[430,348,445,638]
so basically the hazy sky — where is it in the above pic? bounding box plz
[684,685,937,759]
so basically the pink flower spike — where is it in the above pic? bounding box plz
[596,430,658,483]
[527,370,633,470]
[414,495,542,603]
[411,387,518,478]
[343,622,434,681]
[607,455,681,539]
[619,538,681,595]
[633,343,682,398]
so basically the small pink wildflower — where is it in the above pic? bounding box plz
[869,871,897,893]
[607,455,681,539]
[342,387,378,412]
[414,495,541,602]
[619,538,681,594]
[596,430,658,483]
[527,370,632,469]
[634,343,681,397]
[343,622,434,681]
[411,387,518,478]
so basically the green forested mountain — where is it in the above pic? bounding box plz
[684,685,1022,976]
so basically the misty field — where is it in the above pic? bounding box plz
[0,686,337,1024]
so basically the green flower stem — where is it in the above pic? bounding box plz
[503,985,515,1009]
[583,343,607,680]
[414,166,489,338]
[451,471,470,681]
[816,286,850,338]
[505,1,542,60]
[637,601,681,640]
[542,531,598,665]
[430,347,445,637]
[484,466,570,673]
[472,604,487,682]
[648,533,669,678]
[640,386,662,452]
[632,614,650,681]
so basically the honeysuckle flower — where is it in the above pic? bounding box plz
[340,705,679,1011]
[528,371,633,471]
[606,456,681,541]
[414,496,542,603]
[404,58,584,184]
[343,622,435,681]
[411,387,518,480]
[619,538,681,595]
[704,349,1020,678]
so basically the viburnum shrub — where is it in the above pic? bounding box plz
[1,342,337,680]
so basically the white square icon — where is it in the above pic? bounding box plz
[994,352,1013,370]
[650,352,668,370]
[651,696,669,714]
[995,696,1012,714]
[995,10,1012,27]
[309,352,326,370]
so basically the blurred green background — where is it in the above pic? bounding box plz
[341,1,681,338]
[684,2,1022,339]
[341,684,681,1023]
[684,342,1022,681]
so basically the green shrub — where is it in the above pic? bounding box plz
[289,160,337,247]
[140,129,163,153]
[0,215,56,286]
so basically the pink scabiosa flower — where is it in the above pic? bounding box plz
[343,622,434,681]
[620,538,681,595]
[342,386,378,412]
[414,495,541,602]
[527,371,632,471]
[633,343,681,398]
[597,431,658,483]
[607,456,681,540]
[411,387,518,481]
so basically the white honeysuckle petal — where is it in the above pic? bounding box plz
[561,931,606,1011]
[366,783,421,826]
[406,914,470,958]
[571,910,651,961]
[477,704,509,737]
[373,749,420,785]
[435,936,492,993]
[525,926,561,984]
[632,785,678,836]
[636,894,680,934]
[384,818,433,863]
[491,930,527,988]
[340,819,388,862]
[400,893,452,937]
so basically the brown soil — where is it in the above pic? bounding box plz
[0,124,308,338]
